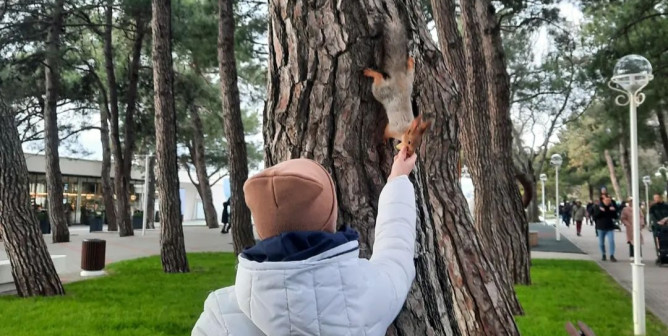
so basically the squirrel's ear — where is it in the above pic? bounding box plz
[411,115,423,129]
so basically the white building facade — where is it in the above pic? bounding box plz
[25,153,226,225]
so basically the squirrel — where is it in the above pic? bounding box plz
[363,14,431,156]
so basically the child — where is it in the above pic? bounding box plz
[193,147,418,336]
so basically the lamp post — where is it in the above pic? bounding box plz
[643,176,651,228]
[608,54,653,336]
[550,154,563,241]
[540,173,547,225]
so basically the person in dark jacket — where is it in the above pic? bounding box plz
[586,201,595,226]
[649,194,668,226]
[562,201,572,227]
[220,201,230,234]
[593,195,618,262]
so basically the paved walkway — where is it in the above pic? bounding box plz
[0,225,235,284]
[544,219,668,327]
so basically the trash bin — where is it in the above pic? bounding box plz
[89,215,103,232]
[81,239,106,277]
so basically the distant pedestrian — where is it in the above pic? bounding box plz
[573,201,586,236]
[562,201,572,227]
[594,195,618,262]
[620,197,644,261]
[586,201,594,225]
[220,201,230,234]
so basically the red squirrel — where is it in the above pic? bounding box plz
[363,16,431,156]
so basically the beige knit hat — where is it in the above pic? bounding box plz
[243,159,338,239]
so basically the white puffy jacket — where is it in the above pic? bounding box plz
[192,176,416,336]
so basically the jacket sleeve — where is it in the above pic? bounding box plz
[192,287,265,336]
[368,175,417,327]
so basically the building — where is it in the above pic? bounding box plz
[25,153,227,225]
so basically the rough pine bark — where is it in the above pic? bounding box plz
[145,155,156,229]
[152,0,189,273]
[43,0,70,243]
[188,106,219,229]
[473,0,531,285]
[99,95,117,231]
[264,0,519,334]
[604,149,622,200]
[431,0,530,291]
[0,99,65,297]
[218,0,255,253]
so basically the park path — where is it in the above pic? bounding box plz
[0,225,235,285]
[546,219,668,327]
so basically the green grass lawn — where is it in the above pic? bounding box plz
[1,254,666,335]
[516,259,668,336]
[0,253,237,336]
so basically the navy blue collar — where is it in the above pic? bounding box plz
[241,226,359,262]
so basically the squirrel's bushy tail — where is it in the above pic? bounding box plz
[380,5,409,77]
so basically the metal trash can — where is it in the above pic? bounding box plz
[80,239,106,277]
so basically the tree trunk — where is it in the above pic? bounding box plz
[145,155,156,229]
[99,96,117,231]
[473,0,531,286]
[264,0,519,334]
[188,106,219,229]
[656,109,668,162]
[588,181,594,202]
[105,5,146,237]
[43,0,69,243]
[0,99,65,297]
[218,0,255,254]
[619,139,631,198]
[152,0,189,273]
[604,149,622,200]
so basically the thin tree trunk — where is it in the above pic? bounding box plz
[188,107,219,229]
[473,0,531,286]
[265,0,519,334]
[604,149,622,200]
[99,96,117,231]
[44,0,69,243]
[152,0,189,273]
[656,109,668,162]
[0,99,65,297]
[145,155,156,229]
[105,4,146,237]
[620,139,631,198]
[588,181,594,202]
[218,0,255,253]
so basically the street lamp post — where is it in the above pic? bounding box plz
[608,54,653,336]
[540,173,548,225]
[643,176,651,228]
[550,154,563,241]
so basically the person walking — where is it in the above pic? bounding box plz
[586,201,594,226]
[220,200,230,234]
[593,195,618,262]
[620,197,645,261]
[562,200,572,227]
[572,201,586,236]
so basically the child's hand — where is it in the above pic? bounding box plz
[389,146,417,180]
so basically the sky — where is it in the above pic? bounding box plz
[23,1,586,163]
